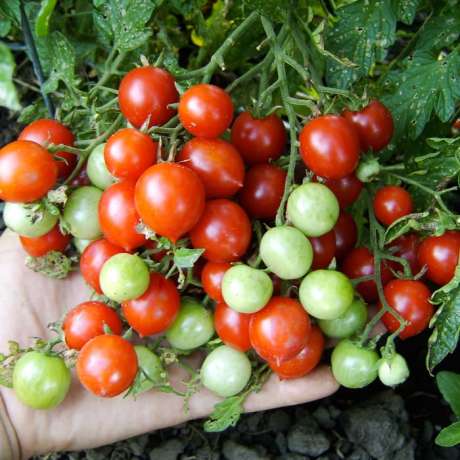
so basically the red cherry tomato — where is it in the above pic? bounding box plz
[177,138,244,198]
[118,66,179,128]
[63,301,123,350]
[333,211,358,260]
[249,296,311,363]
[122,273,180,337]
[19,225,71,257]
[99,180,146,251]
[19,119,76,179]
[80,239,124,293]
[239,164,286,220]
[388,233,420,275]
[190,199,251,263]
[320,173,363,208]
[201,261,232,302]
[135,163,205,243]
[373,186,413,226]
[178,84,233,138]
[380,279,433,339]
[269,326,324,379]
[310,230,336,270]
[214,302,252,352]
[231,112,286,165]
[0,140,58,202]
[70,164,91,187]
[343,100,394,152]
[299,115,360,179]
[76,335,138,397]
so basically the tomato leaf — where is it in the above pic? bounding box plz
[0,0,20,26]
[0,42,20,111]
[204,394,246,432]
[173,248,204,269]
[435,422,460,448]
[35,0,58,37]
[392,0,420,25]
[436,371,460,417]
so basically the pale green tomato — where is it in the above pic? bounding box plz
[201,345,252,397]
[134,345,164,393]
[87,144,115,190]
[222,264,273,313]
[286,183,339,237]
[378,353,409,387]
[99,253,150,302]
[299,269,354,320]
[3,202,58,237]
[73,237,96,253]
[260,226,313,280]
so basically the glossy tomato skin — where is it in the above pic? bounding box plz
[239,164,286,220]
[177,138,244,198]
[249,296,311,364]
[310,230,336,270]
[201,261,232,302]
[118,66,179,128]
[343,100,394,152]
[0,140,58,202]
[135,163,205,243]
[122,273,180,337]
[231,112,286,164]
[178,84,233,138]
[190,199,251,263]
[388,233,420,275]
[333,211,358,260]
[99,180,146,251]
[299,115,360,179]
[80,239,124,293]
[321,173,363,209]
[20,225,71,257]
[214,302,252,352]
[374,186,413,226]
[63,301,123,350]
[269,326,324,379]
[381,279,433,339]
[77,335,138,397]
[19,119,76,179]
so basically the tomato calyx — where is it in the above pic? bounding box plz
[25,250,77,279]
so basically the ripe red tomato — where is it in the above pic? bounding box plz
[249,296,311,363]
[299,115,360,179]
[177,138,245,198]
[63,301,123,350]
[380,279,433,339]
[80,239,124,293]
[388,233,420,275]
[99,180,146,251]
[104,128,158,181]
[135,163,205,243]
[214,302,251,352]
[190,199,251,263]
[341,246,394,302]
[343,100,394,152]
[118,66,179,128]
[239,164,286,220]
[19,119,76,179]
[77,335,138,397]
[178,84,233,138]
[320,173,363,208]
[20,225,71,257]
[201,261,232,302]
[373,186,413,226]
[0,140,58,202]
[310,230,336,270]
[231,112,286,164]
[122,273,180,336]
[333,211,358,260]
[269,326,324,379]
[417,231,460,285]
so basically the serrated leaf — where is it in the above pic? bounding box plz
[436,371,460,417]
[435,422,460,447]
[392,0,419,25]
[415,9,460,52]
[204,394,245,432]
[0,42,20,111]
[173,247,204,269]
[17,101,48,124]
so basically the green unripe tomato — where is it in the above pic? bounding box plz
[73,237,96,254]
[3,202,58,237]
[134,345,164,393]
[260,226,313,280]
[87,144,116,190]
[378,353,409,387]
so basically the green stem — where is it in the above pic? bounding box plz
[90,50,125,95]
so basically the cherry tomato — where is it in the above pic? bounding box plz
[0,140,57,202]
[249,296,311,364]
[190,199,251,263]
[231,112,286,164]
[299,115,360,179]
[177,138,244,198]
[77,335,138,397]
[87,144,115,190]
[135,163,205,243]
[388,233,420,275]
[380,279,433,339]
[239,163,286,220]
[341,247,394,302]
[269,326,324,379]
[63,301,123,350]
[310,230,336,270]
[373,186,413,226]
[343,100,394,151]
[118,66,179,128]
[178,84,233,138]
[19,225,71,257]
[378,353,409,386]
[4,202,57,237]
[122,273,180,337]
[19,118,76,179]
[70,164,91,187]
[201,261,232,302]
[214,302,251,352]
[333,211,358,260]
[320,173,363,208]
[99,180,146,251]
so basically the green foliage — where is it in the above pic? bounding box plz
[0,42,20,110]
[436,371,460,447]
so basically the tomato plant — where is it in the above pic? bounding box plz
[214,302,251,352]
[373,185,413,226]
[309,230,336,270]
[320,173,363,209]
[201,261,232,303]
[4,202,58,238]
[20,225,71,257]
[86,144,115,190]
